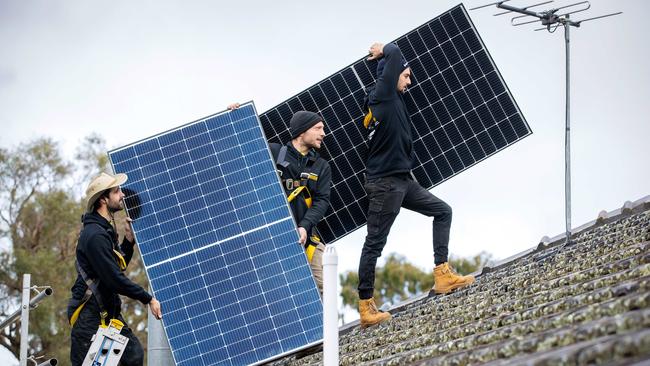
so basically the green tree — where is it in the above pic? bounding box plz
[0,138,72,359]
[0,137,150,365]
[340,252,491,311]
[72,133,111,192]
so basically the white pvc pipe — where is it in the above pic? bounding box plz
[322,245,339,366]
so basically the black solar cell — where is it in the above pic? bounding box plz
[258,4,530,244]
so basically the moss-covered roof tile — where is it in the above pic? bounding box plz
[269,202,650,365]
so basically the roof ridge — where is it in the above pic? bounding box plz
[484,195,650,274]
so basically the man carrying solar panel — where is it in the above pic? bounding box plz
[228,103,332,295]
[357,42,475,328]
[67,172,162,365]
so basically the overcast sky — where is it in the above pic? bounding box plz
[1,0,648,364]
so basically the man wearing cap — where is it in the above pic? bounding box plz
[356,42,475,328]
[228,104,332,294]
[67,172,162,366]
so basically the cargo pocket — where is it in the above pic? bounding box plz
[365,179,390,214]
[381,190,403,215]
[368,195,384,215]
[365,178,403,236]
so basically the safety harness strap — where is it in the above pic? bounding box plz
[363,107,381,141]
[276,145,290,168]
[283,172,318,208]
[72,261,109,327]
[304,234,323,263]
[363,108,376,129]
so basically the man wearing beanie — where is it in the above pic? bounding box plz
[228,104,332,295]
[357,42,474,328]
[67,172,162,365]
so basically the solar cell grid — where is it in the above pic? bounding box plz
[107,5,531,364]
[109,103,323,366]
[258,4,531,244]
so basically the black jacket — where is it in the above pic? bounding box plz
[269,142,331,236]
[366,43,415,180]
[67,212,151,321]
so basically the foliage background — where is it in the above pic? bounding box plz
[0,136,149,365]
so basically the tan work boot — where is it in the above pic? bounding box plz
[433,262,475,294]
[359,298,391,328]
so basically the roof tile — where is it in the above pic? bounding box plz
[270,208,650,365]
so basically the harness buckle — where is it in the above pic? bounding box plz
[300,172,319,182]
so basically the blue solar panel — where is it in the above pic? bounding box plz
[109,102,323,366]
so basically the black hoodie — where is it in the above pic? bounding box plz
[67,212,151,321]
[365,43,415,180]
[269,142,332,236]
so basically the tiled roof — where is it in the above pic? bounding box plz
[270,196,650,365]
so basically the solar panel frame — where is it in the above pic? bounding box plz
[108,102,323,366]
[258,3,532,244]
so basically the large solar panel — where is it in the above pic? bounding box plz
[108,102,323,366]
[259,4,531,243]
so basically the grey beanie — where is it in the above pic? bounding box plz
[290,111,323,139]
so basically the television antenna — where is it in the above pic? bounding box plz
[470,1,621,249]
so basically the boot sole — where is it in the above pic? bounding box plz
[433,279,475,294]
[360,315,392,329]
[360,321,390,329]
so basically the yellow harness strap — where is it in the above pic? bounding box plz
[102,318,124,330]
[287,186,313,208]
[69,299,110,327]
[113,250,127,271]
[363,108,376,129]
[281,156,321,262]
[69,299,88,327]
[287,186,305,203]
[70,249,126,327]
[304,235,322,263]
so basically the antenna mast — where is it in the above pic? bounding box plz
[471,1,621,248]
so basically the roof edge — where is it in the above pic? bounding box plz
[481,195,650,275]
